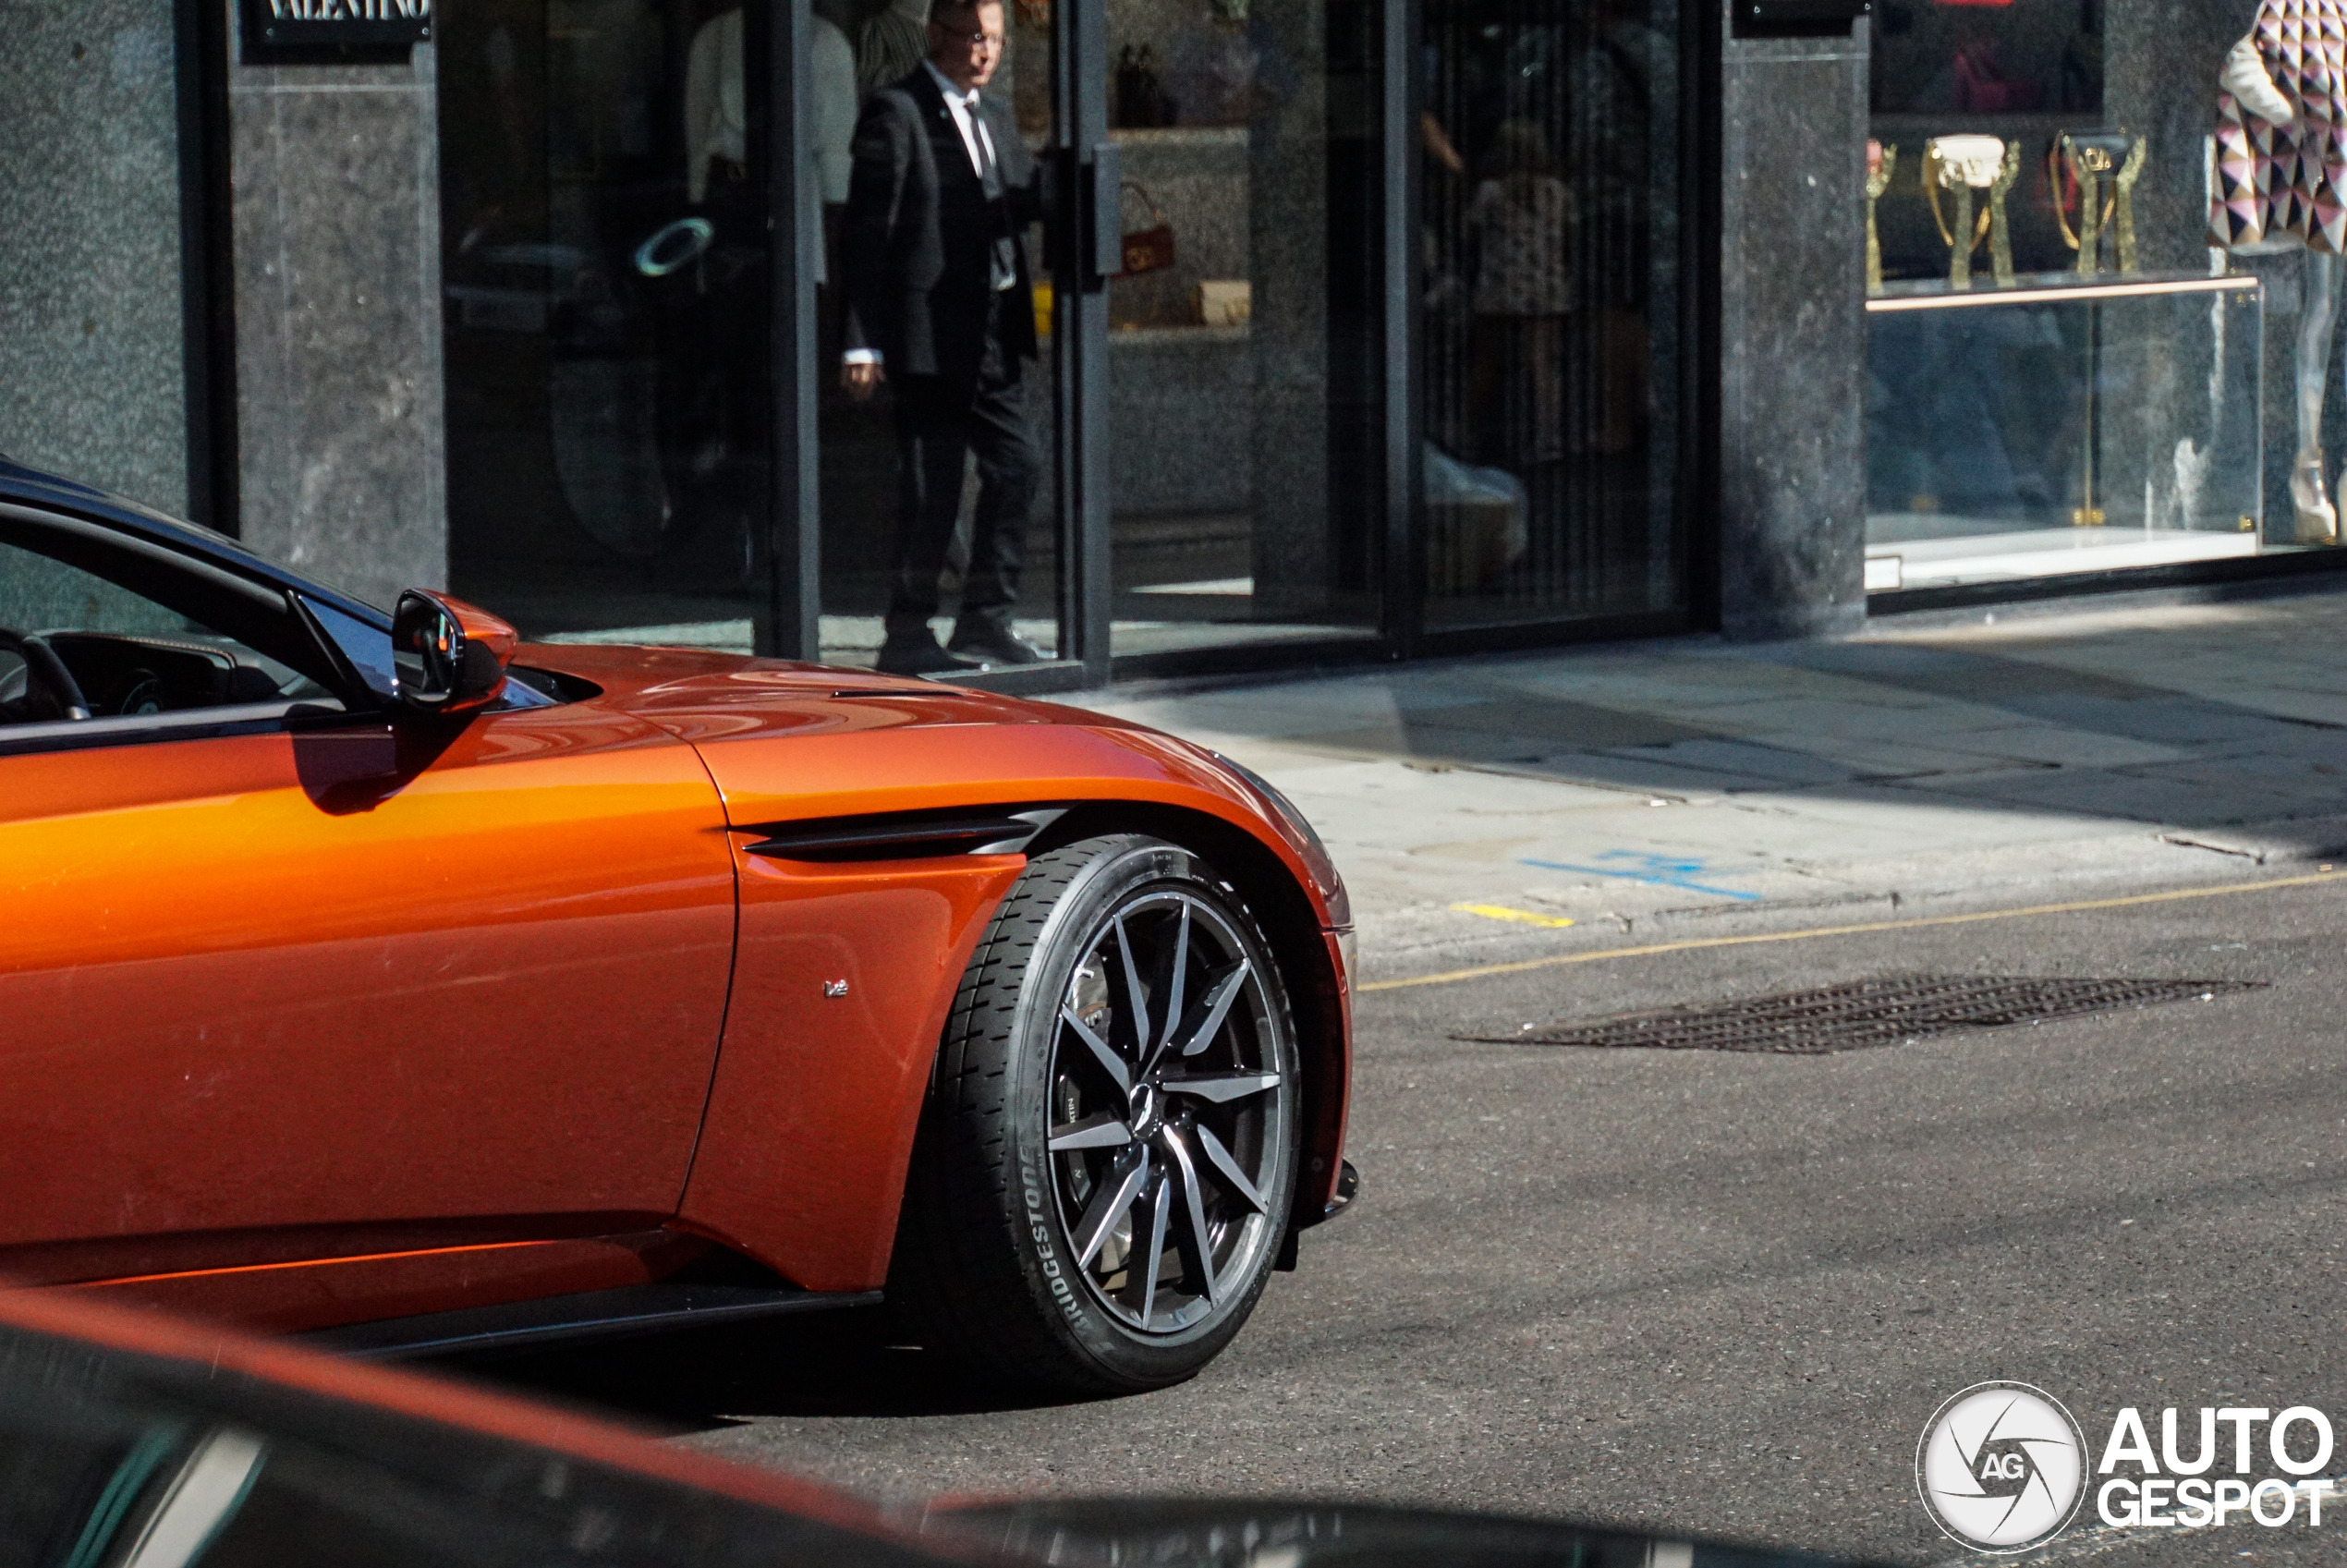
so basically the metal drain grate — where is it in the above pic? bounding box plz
[1461,975,2265,1055]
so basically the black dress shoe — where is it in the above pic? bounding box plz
[946,622,1047,666]
[875,637,979,676]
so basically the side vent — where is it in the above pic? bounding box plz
[743,807,1064,863]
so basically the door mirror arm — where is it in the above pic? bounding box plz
[391,590,517,717]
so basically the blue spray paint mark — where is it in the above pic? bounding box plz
[1521,851,1761,902]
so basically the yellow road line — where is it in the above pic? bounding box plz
[1450,903,1576,929]
[1362,869,2347,993]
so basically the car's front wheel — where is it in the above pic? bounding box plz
[888,833,1300,1395]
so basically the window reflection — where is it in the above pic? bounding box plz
[1420,0,1683,626]
[1101,0,1386,657]
[817,0,1061,672]
[441,0,773,652]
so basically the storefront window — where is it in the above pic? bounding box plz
[432,0,1702,674]
[1866,281,2263,590]
[1871,0,2103,285]
[1101,0,1386,657]
[1418,0,1685,627]
[1863,1,2329,587]
[439,0,776,653]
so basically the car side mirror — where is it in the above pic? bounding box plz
[391,590,517,716]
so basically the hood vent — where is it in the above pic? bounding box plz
[743,807,1064,863]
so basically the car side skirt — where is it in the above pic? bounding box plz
[301,1282,885,1360]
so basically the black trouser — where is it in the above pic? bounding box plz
[883,294,1041,642]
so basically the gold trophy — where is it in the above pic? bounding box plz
[1867,140,1896,297]
[2053,131,2146,275]
[1925,135,2019,289]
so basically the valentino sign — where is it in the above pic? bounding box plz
[243,0,432,52]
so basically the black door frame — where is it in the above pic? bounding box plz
[763,0,822,660]
[1054,0,1116,688]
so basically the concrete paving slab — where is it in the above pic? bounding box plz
[2218,688,2347,726]
[1733,734,2031,779]
[1261,756,1668,819]
[1593,738,1859,786]
[1706,781,2098,850]
[1887,763,2304,824]
[2116,752,2347,799]
[1915,724,2191,768]
[1394,699,1718,748]
[1661,695,2022,741]
[1497,751,1794,796]
[1979,695,2287,747]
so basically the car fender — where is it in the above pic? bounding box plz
[564,655,1350,1292]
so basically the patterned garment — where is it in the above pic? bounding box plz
[2211,0,2347,252]
[1470,176,1575,317]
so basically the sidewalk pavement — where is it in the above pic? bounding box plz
[1059,585,2347,983]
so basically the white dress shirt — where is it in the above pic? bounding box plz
[924,60,1002,188]
[684,10,745,206]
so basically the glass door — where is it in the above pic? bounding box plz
[1099,0,1389,661]
[1418,0,1688,629]
[440,0,783,655]
[811,0,1072,676]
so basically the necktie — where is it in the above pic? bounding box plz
[967,92,1016,291]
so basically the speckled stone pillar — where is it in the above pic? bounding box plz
[0,2,189,516]
[226,3,445,606]
[1717,18,1868,641]
[1246,0,1333,618]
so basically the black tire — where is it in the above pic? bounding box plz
[887,833,1301,1395]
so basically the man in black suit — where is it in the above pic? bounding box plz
[842,0,1047,675]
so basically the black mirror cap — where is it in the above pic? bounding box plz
[392,590,517,716]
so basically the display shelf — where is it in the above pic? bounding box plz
[1869,273,2257,310]
[1866,269,2266,589]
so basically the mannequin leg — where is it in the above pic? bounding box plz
[2294,250,2342,541]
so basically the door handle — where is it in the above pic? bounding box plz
[1086,140,1124,289]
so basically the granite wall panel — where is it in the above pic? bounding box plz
[1247,0,1333,617]
[0,0,188,516]
[2107,0,2254,278]
[227,4,445,608]
[1718,24,1868,641]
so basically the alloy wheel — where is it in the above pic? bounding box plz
[1046,888,1294,1335]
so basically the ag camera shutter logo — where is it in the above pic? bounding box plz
[1917,1382,2088,1552]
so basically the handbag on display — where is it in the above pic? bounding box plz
[1114,45,1176,128]
[1924,135,2018,288]
[1116,182,1176,277]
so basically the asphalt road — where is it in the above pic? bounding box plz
[462,874,2347,1566]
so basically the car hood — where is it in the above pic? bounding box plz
[519,642,1344,921]
[518,641,1111,742]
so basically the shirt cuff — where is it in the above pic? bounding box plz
[843,348,882,366]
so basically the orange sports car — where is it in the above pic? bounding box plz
[0,458,1355,1393]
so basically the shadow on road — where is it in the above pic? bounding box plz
[429,1306,1100,1432]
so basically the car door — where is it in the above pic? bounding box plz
[0,510,736,1295]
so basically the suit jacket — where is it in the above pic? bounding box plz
[842,67,1043,379]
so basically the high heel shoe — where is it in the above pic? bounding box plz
[2292,454,2339,542]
